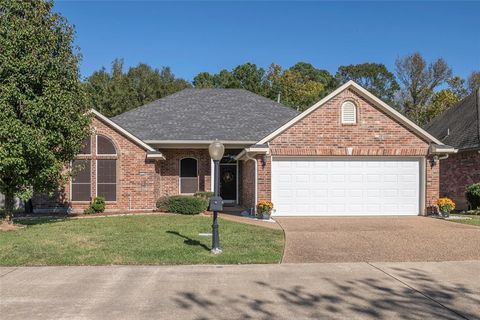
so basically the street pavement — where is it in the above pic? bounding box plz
[1,261,479,320]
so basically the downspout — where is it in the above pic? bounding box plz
[244,153,258,216]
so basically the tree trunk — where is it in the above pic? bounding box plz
[3,192,14,223]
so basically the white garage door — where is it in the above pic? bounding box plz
[271,158,421,216]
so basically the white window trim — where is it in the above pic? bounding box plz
[96,134,117,156]
[341,101,357,124]
[179,157,199,195]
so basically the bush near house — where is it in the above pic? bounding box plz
[157,196,208,215]
[193,191,214,201]
[84,197,106,214]
[466,183,480,210]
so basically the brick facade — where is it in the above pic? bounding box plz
[258,88,439,215]
[239,159,256,211]
[440,150,480,210]
[157,149,212,197]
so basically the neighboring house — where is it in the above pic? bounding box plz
[425,88,480,210]
[34,81,454,216]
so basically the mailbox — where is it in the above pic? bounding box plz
[209,196,223,211]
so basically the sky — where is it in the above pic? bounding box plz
[54,1,480,82]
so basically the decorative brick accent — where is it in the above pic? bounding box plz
[259,88,439,215]
[440,150,480,210]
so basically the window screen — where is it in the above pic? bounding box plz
[97,135,116,155]
[180,158,198,193]
[80,137,91,155]
[97,160,116,201]
[71,160,91,201]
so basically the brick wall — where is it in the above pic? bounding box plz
[157,149,211,197]
[259,88,439,214]
[440,150,480,210]
[239,159,256,211]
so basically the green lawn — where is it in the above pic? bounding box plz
[0,215,284,266]
[449,214,480,227]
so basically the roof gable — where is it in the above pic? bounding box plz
[257,81,444,145]
[425,89,480,150]
[90,109,164,159]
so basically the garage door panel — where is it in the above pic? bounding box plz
[272,158,420,216]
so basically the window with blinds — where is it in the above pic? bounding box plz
[341,101,357,124]
[97,159,117,201]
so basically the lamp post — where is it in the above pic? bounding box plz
[208,139,225,254]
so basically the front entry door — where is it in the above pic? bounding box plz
[219,164,237,203]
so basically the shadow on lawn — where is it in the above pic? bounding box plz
[166,230,210,252]
[13,217,68,227]
[172,267,477,320]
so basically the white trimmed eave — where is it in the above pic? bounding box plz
[89,109,165,160]
[256,80,445,146]
[235,147,270,161]
[145,140,257,149]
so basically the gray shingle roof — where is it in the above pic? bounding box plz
[111,89,299,142]
[425,89,480,150]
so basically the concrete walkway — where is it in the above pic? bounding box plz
[276,216,480,263]
[1,261,479,320]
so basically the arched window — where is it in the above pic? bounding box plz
[97,135,117,155]
[96,135,117,201]
[341,101,357,124]
[180,158,198,194]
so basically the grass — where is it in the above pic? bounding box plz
[0,214,284,266]
[448,214,480,227]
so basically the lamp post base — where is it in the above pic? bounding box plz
[211,248,223,254]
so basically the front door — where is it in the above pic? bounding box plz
[219,163,237,203]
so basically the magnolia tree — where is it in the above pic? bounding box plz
[0,1,91,222]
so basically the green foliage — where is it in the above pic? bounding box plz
[84,60,191,117]
[0,0,91,220]
[336,63,399,105]
[167,196,208,215]
[289,62,338,93]
[156,196,170,211]
[466,183,480,210]
[193,191,214,200]
[422,89,460,124]
[84,197,105,214]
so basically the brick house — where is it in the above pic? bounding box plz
[425,88,480,210]
[35,81,454,216]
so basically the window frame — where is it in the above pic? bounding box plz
[179,157,199,194]
[341,101,357,125]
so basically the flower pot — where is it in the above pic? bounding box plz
[262,213,271,220]
[441,210,450,218]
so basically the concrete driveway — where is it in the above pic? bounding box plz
[1,261,479,320]
[275,216,480,263]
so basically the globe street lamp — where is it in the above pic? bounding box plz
[208,139,225,254]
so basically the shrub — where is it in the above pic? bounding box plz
[84,196,105,214]
[156,196,170,211]
[194,191,214,200]
[167,196,208,215]
[466,183,480,210]
[257,201,274,214]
